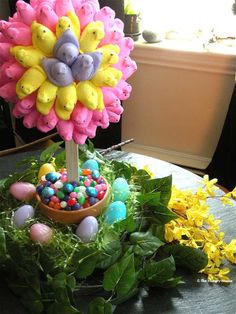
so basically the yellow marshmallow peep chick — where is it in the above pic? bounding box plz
[55,83,77,120]
[77,81,104,111]
[67,11,80,39]
[16,65,47,99]
[80,21,105,52]
[97,44,120,68]
[56,11,80,40]
[10,46,44,68]
[36,80,58,115]
[91,67,122,87]
[32,21,57,57]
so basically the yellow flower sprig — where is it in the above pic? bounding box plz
[165,175,236,282]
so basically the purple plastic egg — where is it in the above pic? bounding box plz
[76,216,99,243]
[30,223,53,244]
[13,205,35,229]
[9,182,36,201]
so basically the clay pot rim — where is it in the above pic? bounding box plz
[35,192,109,215]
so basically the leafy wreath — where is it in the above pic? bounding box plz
[0,142,235,313]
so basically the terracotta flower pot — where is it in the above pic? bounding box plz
[36,179,110,224]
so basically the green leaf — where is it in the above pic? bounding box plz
[130,231,164,256]
[163,244,208,272]
[76,247,99,279]
[40,141,63,162]
[103,253,136,297]
[143,256,176,287]
[96,240,122,269]
[111,160,132,180]
[110,284,139,305]
[51,272,68,289]
[55,150,66,168]
[47,303,80,314]
[137,192,161,206]
[47,273,77,307]
[151,224,165,242]
[88,297,113,314]
[113,214,137,233]
[87,140,96,153]
[77,254,98,279]
[159,276,184,288]
[0,178,7,189]
[150,203,178,224]
[142,176,172,205]
[22,298,44,314]
[67,275,76,290]
[96,229,122,269]
[0,227,7,263]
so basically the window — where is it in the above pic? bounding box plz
[140,0,236,41]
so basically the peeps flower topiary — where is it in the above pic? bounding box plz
[0,0,137,144]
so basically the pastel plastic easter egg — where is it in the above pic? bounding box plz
[76,216,99,243]
[30,223,53,244]
[9,182,36,201]
[104,201,126,225]
[81,159,99,171]
[13,205,35,229]
[112,177,130,202]
[38,163,56,180]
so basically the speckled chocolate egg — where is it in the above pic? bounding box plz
[13,205,35,229]
[76,216,99,243]
[9,182,36,201]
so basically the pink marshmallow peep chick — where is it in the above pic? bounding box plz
[114,56,137,80]
[118,37,134,57]
[92,108,109,129]
[16,1,37,26]
[37,107,58,132]
[56,120,74,141]
[71,102,93,128]
[55,0,75,17]
[0,81,17,102]
[0,21,32,45]
[0,43,14,63]
[94,6,115,31]
[5,62,25,81]
[36,4,59,31]
[23,109,40,128]
[72,126,88,144]
[76,3,96,30]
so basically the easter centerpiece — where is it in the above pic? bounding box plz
[1,1,236,314]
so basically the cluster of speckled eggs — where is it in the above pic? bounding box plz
[9,159,130,244]
[36,160,107,211]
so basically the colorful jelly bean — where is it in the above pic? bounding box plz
[54,180,63,189]
[64,183,74,193]
[42,187,55,198]
[37,163,109,212]
[86,187,98,197]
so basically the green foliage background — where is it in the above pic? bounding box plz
[0,142,208,313]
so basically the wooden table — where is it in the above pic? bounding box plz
[0,150,236,314]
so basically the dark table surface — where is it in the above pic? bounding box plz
[0,150,236,314]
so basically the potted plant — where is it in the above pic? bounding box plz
[124,0,142,41]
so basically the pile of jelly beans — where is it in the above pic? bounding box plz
[36,168,107,211]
